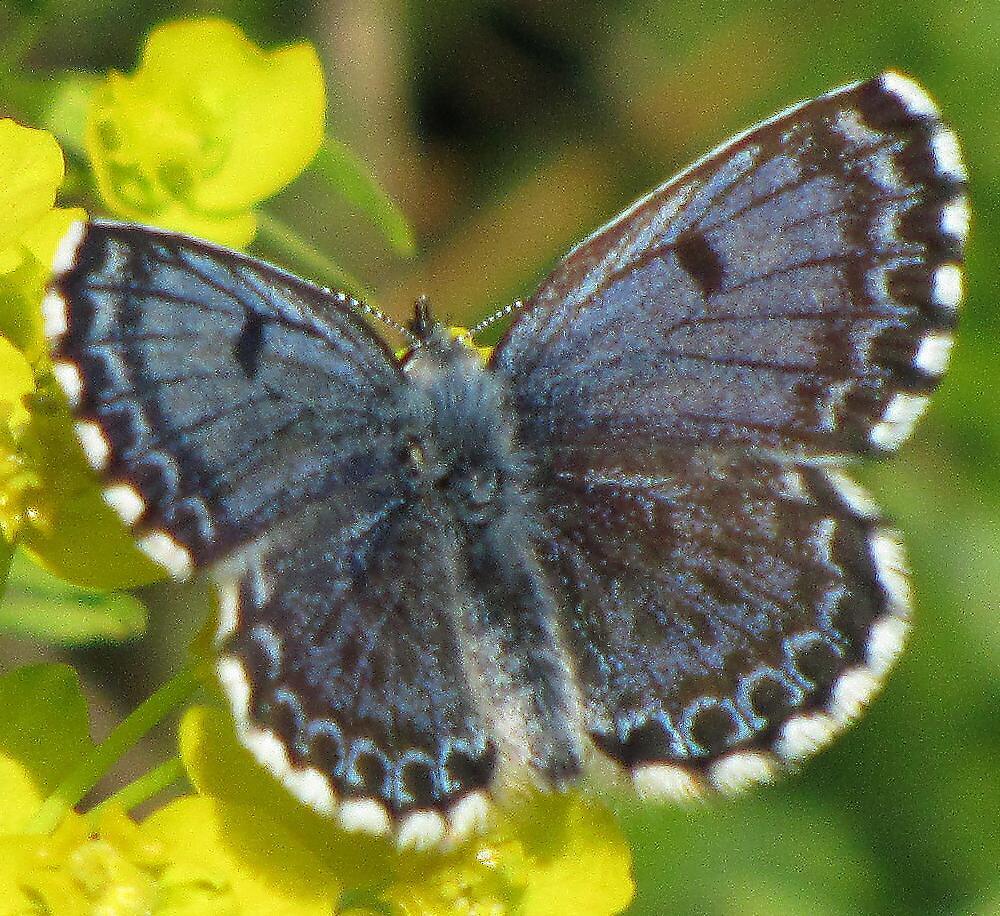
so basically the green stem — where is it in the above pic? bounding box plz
[88,756,186,821]
[256,211,375,303]
[310,139,416,257]
[24,665,203,835]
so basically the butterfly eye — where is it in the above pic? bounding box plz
[407,442,426,468]
[464,467,499,506]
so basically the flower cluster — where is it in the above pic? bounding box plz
[0,666,632,913]
[86,18,325,247]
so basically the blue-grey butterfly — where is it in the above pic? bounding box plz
[43,72,967,848]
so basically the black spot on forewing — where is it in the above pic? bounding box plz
[235,312,265,378]
[674,230,724,296]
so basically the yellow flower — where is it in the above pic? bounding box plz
[3,799,341,915]
[0,808,163,913]
[0,119,84,358]
[0,119,158,588]
[0,663,333,913]
[0,662,338,914]
[86,17,326,247]
[180,704,635,915]
[0,120,81,280]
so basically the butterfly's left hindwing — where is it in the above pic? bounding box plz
[216,491,499,842]
[45,221,404,574]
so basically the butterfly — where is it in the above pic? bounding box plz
[43,71,967,848]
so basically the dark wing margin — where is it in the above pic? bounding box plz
[539,452,909,798]
[215,495,498,848]
[43,220,404,576]
[490,72,968,461]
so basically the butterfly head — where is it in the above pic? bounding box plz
[402,295,486,364]
[399,297,528,526]
[407,295,438,343]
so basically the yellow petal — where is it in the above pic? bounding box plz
[140,796,338,915]
[86,17,325,247]
[20,206,88,272]
[0,336,34,432]
[0,120,65,259]
[17,404,164,589]
[515,794,635,915]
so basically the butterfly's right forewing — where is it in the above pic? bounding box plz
[492,73,967,462]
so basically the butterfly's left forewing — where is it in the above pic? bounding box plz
[45,221,405,573]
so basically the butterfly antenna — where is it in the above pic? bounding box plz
[353,298,417,345]
[469,299,526,340]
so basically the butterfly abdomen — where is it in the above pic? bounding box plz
[401,325,586,789]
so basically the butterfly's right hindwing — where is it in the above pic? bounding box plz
[537,450,909,797]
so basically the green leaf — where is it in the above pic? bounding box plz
[0,663,95,834]
[309,139,415,256]
[0,534,12,600]
[41,74,98,156]
[0,549,147,644]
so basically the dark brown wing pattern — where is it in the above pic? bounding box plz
[493,72,966,795]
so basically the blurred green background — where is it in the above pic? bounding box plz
[1,0,997,913]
